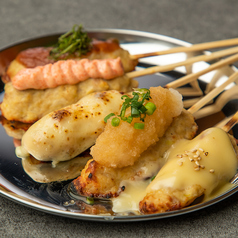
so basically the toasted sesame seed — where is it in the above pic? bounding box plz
[189,157,194,162]
[195,161,200,166]
[198,148,204,152]
[194,167,200,171]
[204,152,209,156]
[70,200,75,204]
[179,162,183,166]
[64,202,69,206]
[210,169,215,173]
[177,154,182,158]
[197,156,201,161]
[200,165,205,169]
[194,154,199,158]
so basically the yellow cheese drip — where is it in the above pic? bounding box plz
[146,127,238,200]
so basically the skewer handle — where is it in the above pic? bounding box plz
[126,46,238,79]
[221,111,238,132]
[165,53,238,89]
[131,38,238,59]
[188,70,238,115]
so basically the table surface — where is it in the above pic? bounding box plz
[1,0,238,237]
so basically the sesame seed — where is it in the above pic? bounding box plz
[194,167,200,171]
[189,157,194,162]
[191,149,197,153]
[197,156,201,161]
[177,154,182,158]
[195,161,200,166]
[179,162,183,166]
[200,165,205,169]
[204,152,209,156]
[70,200,75,204]
[194,154,199,158]
[64,202,69,206]
[210,169,215,173]
[198,148,204,152]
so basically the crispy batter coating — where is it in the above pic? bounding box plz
[139,185,205,214]
[73,109,198,198]
[90,87,183,168]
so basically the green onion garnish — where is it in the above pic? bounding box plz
[86,197,94,205]
[104,113,115,123]
[111,117,120,127]
[104,88,156,129]
[134,122,145,130]
[145,102,157,115]
[49,24,92,60]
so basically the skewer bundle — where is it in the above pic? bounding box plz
[128,37,238,121]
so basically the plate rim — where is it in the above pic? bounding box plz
[1,28,238,222]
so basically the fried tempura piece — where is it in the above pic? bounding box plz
[73,109,198,198]
[90,87,183,168]
[139,127,238,214]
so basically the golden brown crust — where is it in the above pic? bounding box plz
[73,159,122,198]
[139,185,205,214]
[0,116,32,139]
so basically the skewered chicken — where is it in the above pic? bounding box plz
[139,127,238,214]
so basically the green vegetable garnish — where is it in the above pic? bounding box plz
[104,88,156,129]
[49,24,92,60]
[86,197,94,205]
[134,122,145,130]
[111,117,120,127]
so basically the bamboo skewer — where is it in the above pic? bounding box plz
[126,46,238,79]
[131,38,238,60]
[188,70,238,115]
[221,111,238,132]
[165,53,238,89]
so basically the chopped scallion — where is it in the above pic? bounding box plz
[111,117,120,127]
[134,122,145,130]
[145,102,157,115]
[104,113,115,123]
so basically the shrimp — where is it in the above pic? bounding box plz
[11,57,124,90]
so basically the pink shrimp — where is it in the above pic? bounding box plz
[11,57,124,90]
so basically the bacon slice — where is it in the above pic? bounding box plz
[11,58,124,90]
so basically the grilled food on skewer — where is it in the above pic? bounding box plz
[139,127,238,214]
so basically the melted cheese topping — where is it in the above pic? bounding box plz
[147,127,237,199]
[112,127,237,214]
[18,90,124,164]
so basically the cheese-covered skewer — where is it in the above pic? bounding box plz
[139,127,238,214]
[16,90,124,165]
